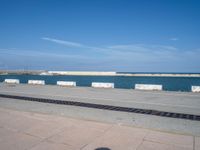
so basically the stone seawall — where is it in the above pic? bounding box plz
[1,70,200,77]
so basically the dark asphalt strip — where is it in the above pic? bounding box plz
[0,93,199,121]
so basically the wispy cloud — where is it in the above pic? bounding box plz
[40,37,199,64]
[41,37,84,48]
[41,37,107,52]
[170,37,179,41]
[105,44,180,62]
[3,38,198,71]
[0,48,88,59]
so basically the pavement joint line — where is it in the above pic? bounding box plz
[0,106,197,150]
[24,135,47,150]
[1,90,199,109]
[0,93,200,122]
[142,138,194,149]
[135,129,149,150]
[136,140,144,150]
[79,124,115,150]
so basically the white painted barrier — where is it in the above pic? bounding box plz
[191,86,200,92]
[91,82,114,88]
[28,80,45,85]
[135,84,162,91]
[57,81,76,87]
[4,79,20,84]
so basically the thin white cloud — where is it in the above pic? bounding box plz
[170,38,179,41]
[40,37,199,64]
[0,48,88,59]
[105,44,200,64]
[42,37,84,47]
[107,44,177,53]
[40,37,199,63]
[1,43,200,72]
[41,37,107,52]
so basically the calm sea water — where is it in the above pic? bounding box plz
[0,74,200,92]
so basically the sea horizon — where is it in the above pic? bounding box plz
[0,69,200,74]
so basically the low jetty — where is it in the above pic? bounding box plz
[1,70,200,77]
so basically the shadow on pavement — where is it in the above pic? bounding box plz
[95,147,111,150]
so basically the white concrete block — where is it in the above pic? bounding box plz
[91,82,114,88]
[135,84,162,91]
[28,80,45,85]
[191,86,200,92]
[4,79,20,84]
[57,81,76,87]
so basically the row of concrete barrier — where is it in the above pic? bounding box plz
[3,79,200,92]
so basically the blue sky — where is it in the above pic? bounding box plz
[0,0,200,72]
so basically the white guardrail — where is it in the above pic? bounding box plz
[91,82,114,88]
[135,84,163,91]
[28,80,45,85]
[57,81,76,87]
[4,79,20,84]
[191,86,200,92]
[2,79,200,93]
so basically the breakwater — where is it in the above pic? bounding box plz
[1,70,200,77]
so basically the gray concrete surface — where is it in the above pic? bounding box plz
[0,83,200,136]
[0,107,198,150]
[0,83,200,115]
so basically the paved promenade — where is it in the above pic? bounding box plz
[0,83,200,136]
[0,83,200,149]
[0,83,200,115]
[0,107,199,150]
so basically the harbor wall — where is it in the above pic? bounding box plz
[1,70,200,77]
[48,71,117,76]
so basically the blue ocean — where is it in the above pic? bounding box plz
[1,74,200,92]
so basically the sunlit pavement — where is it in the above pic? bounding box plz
[0,107,199,150]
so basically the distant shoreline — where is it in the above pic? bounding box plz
[0,70,200,77]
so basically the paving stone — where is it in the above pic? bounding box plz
[195,137,200,150]
[30,141,76,150]
[47,123,107,149]
[0,127,17,142]
[82,125,145,150]
[105,125,149,140]
[0,106,196,150]
[138,141,193,150]
[71,118,112,132]
[144,130,193,149]
[24,121,66,139]
[0,132,41,150]
[0,110,39,132]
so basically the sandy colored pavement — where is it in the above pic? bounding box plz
[0,107,199,150]
[0,83,200,137]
